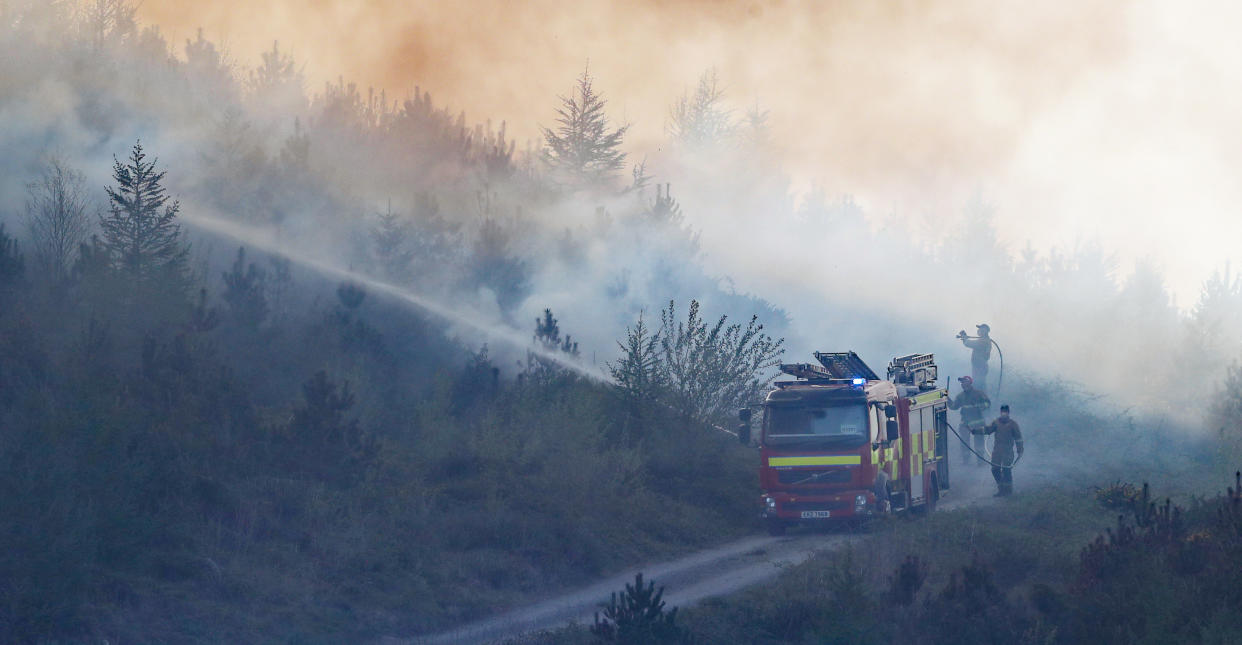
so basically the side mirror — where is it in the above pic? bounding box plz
[884,404,897,419]
[886,419,899,442]
[738,408,752,423]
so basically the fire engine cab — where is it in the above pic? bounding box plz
[739,351,950,535]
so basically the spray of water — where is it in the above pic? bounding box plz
[182,213,746,438]
[181,213,606,381]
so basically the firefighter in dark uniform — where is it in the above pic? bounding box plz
[958,323,993,394]
[979,404,1023,496]
[948,375,990,466]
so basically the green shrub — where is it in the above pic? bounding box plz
[591,573,689,644]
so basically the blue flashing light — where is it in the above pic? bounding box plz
[851,377,866,386]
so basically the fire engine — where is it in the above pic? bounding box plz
[738,351,950,535]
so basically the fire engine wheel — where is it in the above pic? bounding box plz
[765,518,787,536]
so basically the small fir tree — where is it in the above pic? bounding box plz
[526,308,580,378]
[541,65,629,189]
[535,307,580,357]
[372,201,414,282]
[668,68,734,150]
[591,573,687,643]
[221,246,268,329]
[100,141,191,298]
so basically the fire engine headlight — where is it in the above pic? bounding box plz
[765,497,776,509]
[854,494,867,509]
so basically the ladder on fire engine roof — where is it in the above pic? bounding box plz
[778,351,879,383]
[813,351,880,381]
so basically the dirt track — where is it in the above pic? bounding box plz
[393,466,1005,645]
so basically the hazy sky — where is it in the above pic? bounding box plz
[137,0,1242,305]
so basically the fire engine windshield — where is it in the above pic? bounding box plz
[763,404,869,448]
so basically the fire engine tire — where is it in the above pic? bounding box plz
[765,518,787,536]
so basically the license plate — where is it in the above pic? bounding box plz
[800,510,831,519]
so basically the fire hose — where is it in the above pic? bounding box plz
[990,338,1004,401]
[944,417,1023,469]
[948,332,1012,467]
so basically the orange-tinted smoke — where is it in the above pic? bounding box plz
[136,0,1128,193]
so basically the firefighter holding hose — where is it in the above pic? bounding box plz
[957,323,993,394]
[948,375,990,466]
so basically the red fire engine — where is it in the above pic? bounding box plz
[739,351,950,535]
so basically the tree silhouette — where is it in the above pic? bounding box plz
[79,0,136,50]
[24,157,91,281]
[372,201,414,282]
[658,299,784,425]
[541,65,629,189]
[246,40,306,115]
[591,573,686,643]
[534,307,579,357]
[100,141,191,298]
[668,68,733,150]
[221,247,268,329]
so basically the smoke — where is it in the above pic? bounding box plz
[181,211,605,380]
[7,1,1242,424]
[133,0,1242,305]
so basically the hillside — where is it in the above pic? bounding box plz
[6,4,1242,644]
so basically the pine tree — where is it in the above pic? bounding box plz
[646,183,684,226]
[608,312,665,442]
[221,246,268,329]
[372,201,413,282]
[79,0,136,50]
[183,27,236,102]
[100,141,191,298]
[534,308,580,357]
[739,101,771,150]
[470,217,528,312]
[247,40,305,111]
[668,68,734,150]
[541,65,629,189]
[525,308,580,379]
[591,573,686,643]
[281,370,375,485]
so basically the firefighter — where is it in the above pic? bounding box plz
[957,323,993,394]
[979,404,1023,496]
[947,375,990,466]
